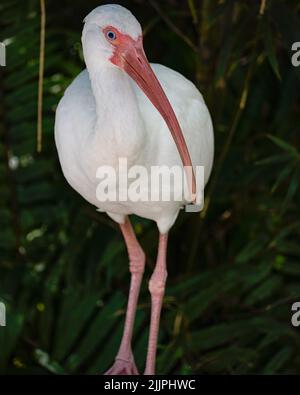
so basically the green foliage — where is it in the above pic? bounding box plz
[0,0,300,374]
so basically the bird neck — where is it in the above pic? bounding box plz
[88,65,146,165]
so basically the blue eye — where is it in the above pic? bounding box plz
[106,30,116,40]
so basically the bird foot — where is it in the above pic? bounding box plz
[104,357,139,375]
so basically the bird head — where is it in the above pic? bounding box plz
[82,4,196,200]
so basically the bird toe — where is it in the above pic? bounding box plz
[104,359,139,375]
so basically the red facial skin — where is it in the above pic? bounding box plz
[103,26,196,201]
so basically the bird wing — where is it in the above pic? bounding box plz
[55,69,98,201]
[131,63,214,185]
[55,69,96,144]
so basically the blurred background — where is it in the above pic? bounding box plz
[0,0,300,375]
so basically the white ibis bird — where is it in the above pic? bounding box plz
[55,4,214,375]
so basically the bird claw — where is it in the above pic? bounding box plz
[104,358,139,375]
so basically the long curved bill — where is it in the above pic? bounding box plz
[111,36,196,202]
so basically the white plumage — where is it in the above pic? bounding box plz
[55,4,214,375]
[55,5,214,233]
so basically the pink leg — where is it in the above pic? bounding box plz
[144,233,168,375]
[105,217,145,375]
